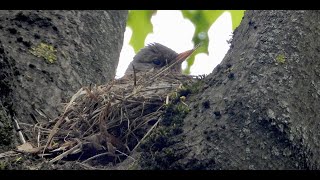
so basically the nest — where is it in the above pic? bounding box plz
[14,66,199,167]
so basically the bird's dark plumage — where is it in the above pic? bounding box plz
[125,43,196,75]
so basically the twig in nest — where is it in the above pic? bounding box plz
[115,150,136,162]
[13,117,26,144]
[81,118,99,138]
[132,64,137,86]
[139,101,145,118]
[49,138,82,163]
[84,87,98,101]
[64,87,86,112]
[131,105,164,131]
[30,123,51,134]
[43,88,86,155]
[82,152,115,164]
[132,116,162,152]
[42,109,72,157]
[98,101,111,133]
[75,162,100,170]
[37,129,41,148]
[166,95,169,105]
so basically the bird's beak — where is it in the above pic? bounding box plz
[175,43,201,62]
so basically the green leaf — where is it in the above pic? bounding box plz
[127,10,156,53]
[228,10,246,30]
[181,10,224,74]
[126,10,245,75]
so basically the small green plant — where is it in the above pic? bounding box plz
[30,43,57,63]
[276,54,286,64]
[0,161,7,170]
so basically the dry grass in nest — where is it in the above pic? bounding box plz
[11,64,199,167]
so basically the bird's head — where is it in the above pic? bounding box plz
[125,43,199,75]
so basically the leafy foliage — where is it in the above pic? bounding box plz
[181,10,224,74]
[127,10,156,53]
[127,10,245,74]
[228,10,246,30]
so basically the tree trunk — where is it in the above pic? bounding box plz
[0,10,127,123]
[134,10,320,170]
[0,10,127,147]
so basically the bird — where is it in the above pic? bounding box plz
[118,42,200,103]
[124,43,200,76]
[38,43,201,164]
[102,42,200,151]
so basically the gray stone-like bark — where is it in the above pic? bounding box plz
[0,10,127,126]
[135,10,320,169]
[179,10,320,169]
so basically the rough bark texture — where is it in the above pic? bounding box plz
[0,10,128,128]
[135,10,320,170]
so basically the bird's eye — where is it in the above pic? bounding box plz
[152,59,162,66]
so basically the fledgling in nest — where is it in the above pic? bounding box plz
[21,43,200,167]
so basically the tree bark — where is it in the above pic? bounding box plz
[0,10,128,127]
[134,10,320,170]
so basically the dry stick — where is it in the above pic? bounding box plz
[132,116,162,152]
[84,87,98,101]
[75,162,99,170]
[132,104,164,131]
[119,107,126,131]
[32,123,51,134]
[139,101,145,118]
[37,130,41,148]
[81,117,94,137]
[132,64,137,86]
[98,101,111,132]
[147,61,181,83]
[0,103,26,145]
[125,129,140,146]
[82,116,100,138]
[115,149,136,162]
[122,102,147,139]
[139,86,177,92]
[43,88,86,156]
[137,112,162,130]
[121,68,160,101]
[42,111,68,157]
[19,122,36,127]
[90,111,103,123]
[13,117,26,144]
[166,95,170,105]
[120,105,133,144]
[113,95,162,104]
[136,67,155,84]
[49,139,82,163]
[82,152,115,164]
